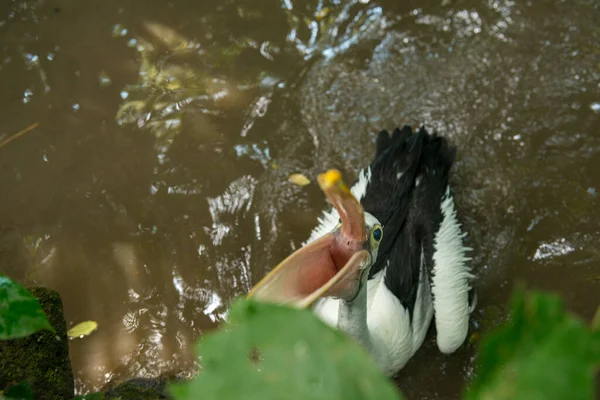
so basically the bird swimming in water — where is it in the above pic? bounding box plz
[249,125,476,376]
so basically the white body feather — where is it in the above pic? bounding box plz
[313,264,433,376]
[431,187,474,353]
[304,168,472,376]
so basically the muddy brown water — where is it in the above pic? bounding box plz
[1,0,598,398]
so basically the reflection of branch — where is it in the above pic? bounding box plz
[0,122,39,151]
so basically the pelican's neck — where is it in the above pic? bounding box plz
[337,282,372,351]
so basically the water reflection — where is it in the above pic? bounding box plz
[533,238,576,261]
[283,0,386,59]
[0,0,599,398]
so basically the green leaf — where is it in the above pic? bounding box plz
[466,289,600,400]
[3,380,34,400]
[169,298,403,400]
[0,275,54,340]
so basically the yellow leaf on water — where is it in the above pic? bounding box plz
[469,331,481,345]
[289,174,311,187]
[68,321,98,338]
[315,7,330,21]
[165,81,182,91]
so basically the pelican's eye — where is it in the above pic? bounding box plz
[372,226,383,243]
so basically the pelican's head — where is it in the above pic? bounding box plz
[248,169,383,308]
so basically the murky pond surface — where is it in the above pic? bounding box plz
[1,0,599,397]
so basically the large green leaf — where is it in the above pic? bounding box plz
[1,381,34,400]
[0,275,54,340]
[169,298,403,400]
[0,381,34,400]
[466,289,600,400]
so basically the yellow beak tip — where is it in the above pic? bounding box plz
[318,169,344,189]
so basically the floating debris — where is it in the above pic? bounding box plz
[98,70,112,86]
[144,21,191,51]
[0,122,39,151]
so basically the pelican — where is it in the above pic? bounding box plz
[249,126,475,376]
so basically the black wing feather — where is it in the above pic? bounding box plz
[357,126,457,316]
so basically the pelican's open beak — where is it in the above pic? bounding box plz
[248,170,371,308]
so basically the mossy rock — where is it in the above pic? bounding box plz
[0,287,74,399]
[85,375,176,400]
